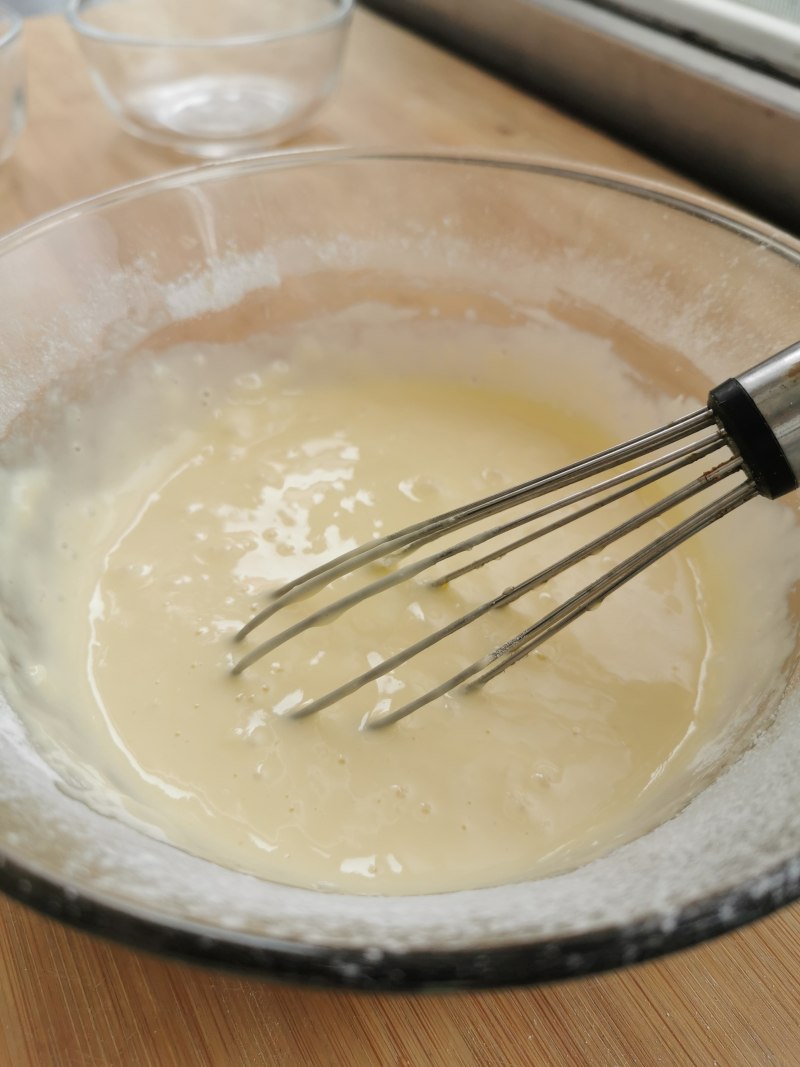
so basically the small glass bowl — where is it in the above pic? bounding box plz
[0,3,24,165]
[67,0,353,157]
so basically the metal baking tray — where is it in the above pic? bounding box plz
[365,0,800,233]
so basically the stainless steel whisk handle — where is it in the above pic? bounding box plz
[710,341,800,499]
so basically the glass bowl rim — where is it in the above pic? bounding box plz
[3,147,800,262]
[65,0,354,50]
[3,147,800,989]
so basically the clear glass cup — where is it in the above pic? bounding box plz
[67,0,353,158]
[0,3,24,165]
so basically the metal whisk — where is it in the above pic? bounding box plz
[232,343,800,727]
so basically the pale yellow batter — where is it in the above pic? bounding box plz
[0,323,796,895]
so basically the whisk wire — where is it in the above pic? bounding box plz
[232,424,723,674]
[370,477,756,728]
[431,432,725,587]
[273,455,744,725]
[235,407,716,643]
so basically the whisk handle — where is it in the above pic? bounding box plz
[709,341,800,500]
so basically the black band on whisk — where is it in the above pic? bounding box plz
[709,377,797,500]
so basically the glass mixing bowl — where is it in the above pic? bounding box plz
[67,0,353,157]
[1,151,800,989]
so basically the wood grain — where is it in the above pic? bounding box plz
[2,896,800,1066]
[0,8,798,1067]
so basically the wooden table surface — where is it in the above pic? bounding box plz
[1,9,799,1066]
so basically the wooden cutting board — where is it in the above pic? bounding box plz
[1,8,799,1065]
